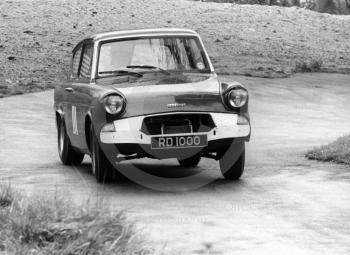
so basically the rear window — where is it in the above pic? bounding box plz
[80,44,93,79]
[71,47,82,78]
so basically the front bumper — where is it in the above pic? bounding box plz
[100,112,250,145]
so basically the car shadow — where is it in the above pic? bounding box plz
[128,162,201,178]
[72,160,245,193]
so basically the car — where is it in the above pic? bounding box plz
[54,28,251,183]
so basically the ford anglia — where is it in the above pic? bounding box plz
[54,28,250,183]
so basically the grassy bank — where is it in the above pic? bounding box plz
[306,135,350,164]
[0,182,152,254]
[0,0,350,98]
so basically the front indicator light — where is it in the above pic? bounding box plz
[101,123,116,132]
[237,116,249,125]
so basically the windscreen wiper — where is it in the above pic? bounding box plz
[127,65,171,75]
[98,70,143,77]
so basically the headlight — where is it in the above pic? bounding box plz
[104,94,125,115]
[227,88,248,108]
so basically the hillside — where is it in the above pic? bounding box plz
[0,0,350,97]
[201,0,350,15]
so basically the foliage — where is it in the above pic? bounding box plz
[294,58,323,72]
[0,183,152,255]
[306,135,350,164]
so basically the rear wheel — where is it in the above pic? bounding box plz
[90,125,115,183]
[57,118,84,165]
[178,155,201,167]
[219,143,245,180]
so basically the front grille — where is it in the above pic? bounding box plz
[141,113,215,135]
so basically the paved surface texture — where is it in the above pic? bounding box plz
[1,73,350,254]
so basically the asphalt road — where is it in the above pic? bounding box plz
[1,73,350,254]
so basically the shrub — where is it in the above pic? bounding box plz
[306,135,350,164]
[0,182,15,207]
[0,183,153,254]
[295,58,323,72]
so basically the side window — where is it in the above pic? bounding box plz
[71,47,82,78]
[80,44,93,79]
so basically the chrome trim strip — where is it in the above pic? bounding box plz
[150,132,208,138]
[150,145,207,150]
[93,29,198,40]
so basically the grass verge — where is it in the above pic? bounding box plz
[306,135,350,164]
[0,182,152,254]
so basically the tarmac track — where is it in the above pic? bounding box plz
[0,73,350,254]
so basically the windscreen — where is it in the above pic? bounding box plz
[98,37,210,75]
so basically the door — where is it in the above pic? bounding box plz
[63,44,83,146]
[66,42,94,150]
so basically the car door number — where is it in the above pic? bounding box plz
[72,105,79,135]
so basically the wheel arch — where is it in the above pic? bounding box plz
[85,113,92,152]
[55,109,64,127]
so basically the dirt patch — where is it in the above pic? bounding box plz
[0,0,350,97]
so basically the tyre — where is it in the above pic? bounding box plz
[178,155,201,167]
[219,142,245,180]
[90,125,114,183]
[57,118,84,166]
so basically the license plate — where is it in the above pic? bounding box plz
[151,135,207,149]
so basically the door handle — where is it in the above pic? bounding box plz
[65,87,74,92]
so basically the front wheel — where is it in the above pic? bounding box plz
[57,118,84,166]
[90,126,115,183]
[219,143,245,180]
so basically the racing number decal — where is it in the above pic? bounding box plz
[72,105,79,135]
